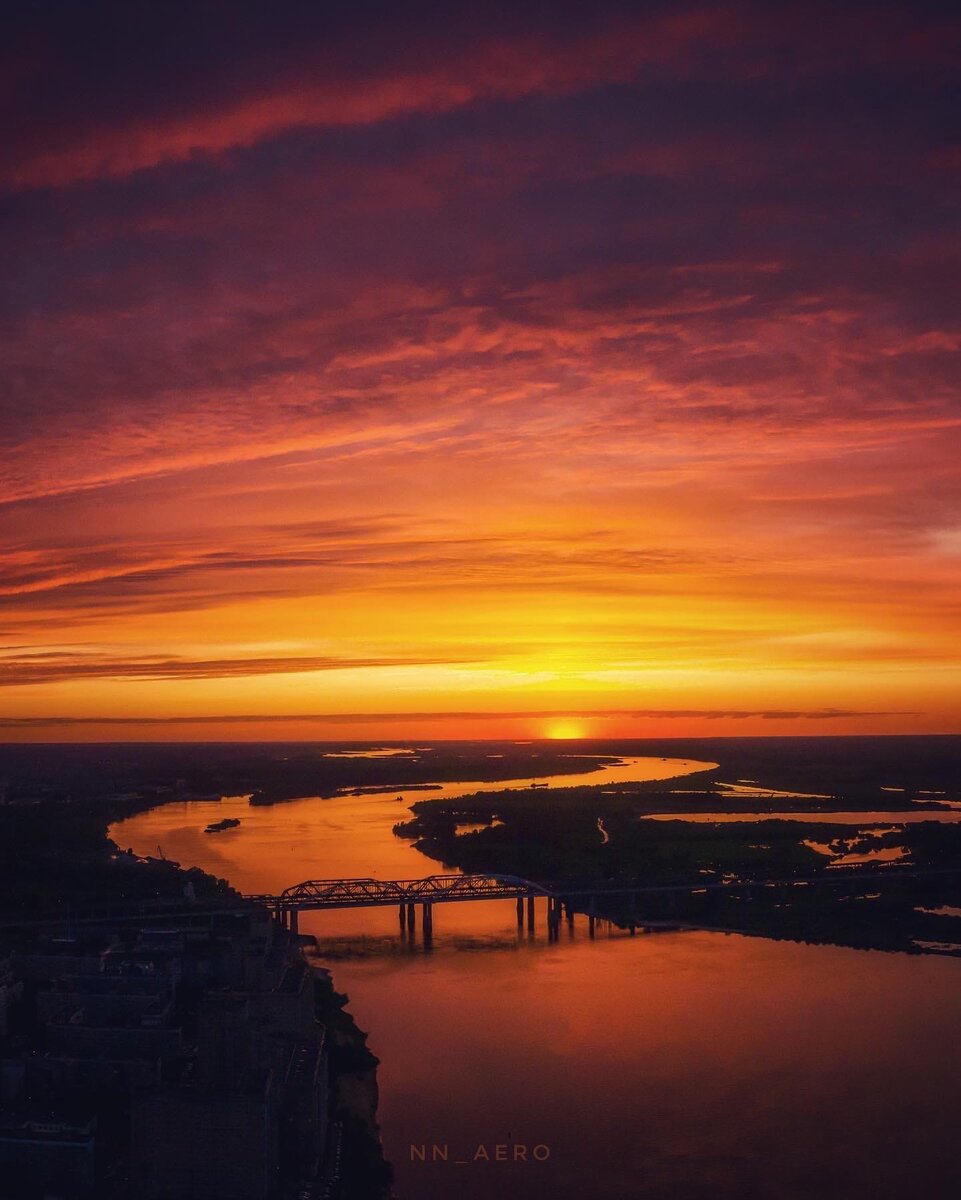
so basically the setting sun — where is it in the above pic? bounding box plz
[545,719,587,740]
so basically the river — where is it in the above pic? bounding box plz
[111,753,961,1199]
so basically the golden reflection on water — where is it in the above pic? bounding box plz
[111,756,714,894]
[110,755,961,1199]
[321,918,961,1200]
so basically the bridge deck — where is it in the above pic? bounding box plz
[243,865,960,911]
[1,866,956,932]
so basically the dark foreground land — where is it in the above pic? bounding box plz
[0,752,397,1200]
[1,736,960,1197]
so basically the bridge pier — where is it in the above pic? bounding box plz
[526,893,535,932]
[422,902,433,934]
[516,897,524,928]
[588,915,596,939]
[289,909,299,937]
[549,896,564,940]
[406,902,416,930]
[399,904,406,930]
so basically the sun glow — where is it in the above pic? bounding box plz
[545,719,586,740]
[2,6,958,746]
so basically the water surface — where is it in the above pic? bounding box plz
[113,755,711,893]
[111,754,961,1199]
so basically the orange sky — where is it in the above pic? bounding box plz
[2,3,959,741]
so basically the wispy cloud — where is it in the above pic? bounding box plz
[0,650,498,688]
[1,0,958,735]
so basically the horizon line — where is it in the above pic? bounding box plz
[0,706,919,730]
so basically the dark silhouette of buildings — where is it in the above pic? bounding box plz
[0,910,330,1198]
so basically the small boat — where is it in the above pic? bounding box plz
[204,818,241,833]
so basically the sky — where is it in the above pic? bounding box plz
[1,1,959,741]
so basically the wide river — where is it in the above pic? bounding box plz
[112,754,961,1199]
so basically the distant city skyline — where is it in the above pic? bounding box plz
[3,2,959,740]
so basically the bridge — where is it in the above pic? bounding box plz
[243,865,961,940]
[3,865,955,936]
[245,874,549,937]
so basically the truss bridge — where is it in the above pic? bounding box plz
[244,873,548,935]
[243,865,961,940]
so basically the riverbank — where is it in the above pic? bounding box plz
[0,791,393,1198]
[393,777,961,955]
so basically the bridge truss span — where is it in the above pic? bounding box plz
[270,873,548,911]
